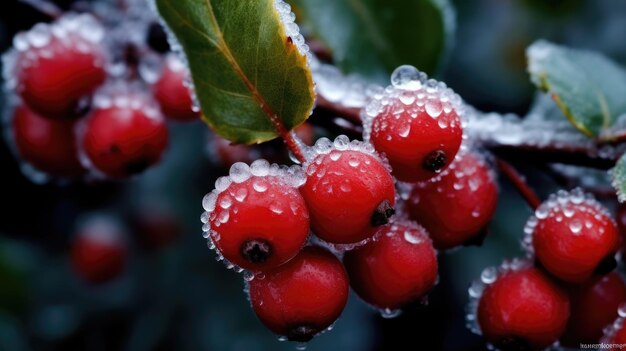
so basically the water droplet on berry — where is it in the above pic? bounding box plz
[569,219,583,235]
[252,179,268,193]
[403,230,423,244]
[229,162,252,183]
[390,65,422,91]
[480,267,497,284]
[619,302,626,318]
[380,308,402,319]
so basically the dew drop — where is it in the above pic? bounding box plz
[480,267,497,284]
[390,65,422,91]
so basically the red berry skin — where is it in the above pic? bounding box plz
[561,272,626,346]
[71,231,127,285]
[369,101,462,183]
[407,152,497,250]
[343,222,438,309]
[81,105,168,178]
[530,196,619,283]
[209,176,309,271]
[477,266,570,350]
[248,246,349,342]
[12,104,85,177]
[153,55,199,122]
[300,149,396,244]
[17,35,106,119]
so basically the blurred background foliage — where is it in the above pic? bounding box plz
[0,0,625,350]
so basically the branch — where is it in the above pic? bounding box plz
[496,159,542,210]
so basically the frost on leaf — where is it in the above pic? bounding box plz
[527,40,626,138]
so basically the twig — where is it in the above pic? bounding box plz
[496,159,542,210]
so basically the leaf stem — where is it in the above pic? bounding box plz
[495,159,542,210]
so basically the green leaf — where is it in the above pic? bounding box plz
[155,0,315,144]
[292,0,455,83]
[612,153,626,203]
[527,40,626,138]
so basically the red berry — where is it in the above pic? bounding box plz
[12,15,107,119]
[561,272,626,346]
[524,189,619,283]
[364,66,463,182]
[248,246,349,342]
[11,103,84,177]
[343,221,438,310]
[80,91,168,178]
[202,161,309,271]
[472,261,570,350]
[71,217,127,284]
[300,136,396,244]
[152,54,199,122]
[407,152,498,249]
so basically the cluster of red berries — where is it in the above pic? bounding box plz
[468,188,624,350]
[3,11,199,182]
[201,67,503,345]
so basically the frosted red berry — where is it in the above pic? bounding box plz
[364,66,463,182]
[71,217,127,284]
[343,221,438,310]
[407,152,497,249]
[472,262,570,351]
[561,272,626,346]
[248,246,349,342]
[11,103,84,177]
[300,136,396,244]
[202,161,309,271]
[11,15,107,119]
[80,92,168,178]
[524,189,619,283]
[153,54,199,122]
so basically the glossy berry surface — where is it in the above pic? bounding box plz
[561,272,626,346]
[343,221,438,309]
[12,15,107,119]
[476,264,570,351]
[11,104,84,177]
[300,137,396,244]
[364,66,463,182]
[248,246,349,342]
[524,189,619,283]
[80,94,168,178]
[202,161,309,271]
[71,218,127,285]
[153,54,199,122]
[407,152,497,250]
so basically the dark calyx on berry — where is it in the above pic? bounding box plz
[241,239,272,263]
[423,150,447,172]
[371,200,395,226]
[495,336,533,351]
[287,324,317,342]
[595,254,618,276]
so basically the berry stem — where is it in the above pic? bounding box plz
[18,0,62,18]
[496,158,541,210]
